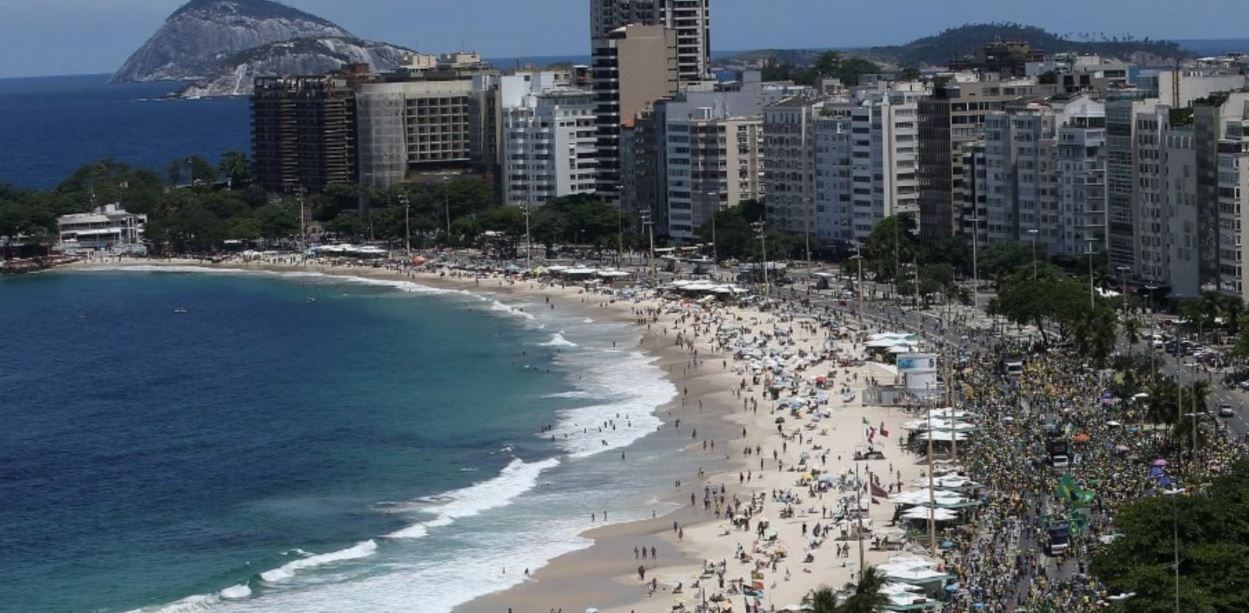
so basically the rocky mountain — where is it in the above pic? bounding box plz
[176,37,414,98]
[111,0,352,83]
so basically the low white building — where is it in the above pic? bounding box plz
[57,204,147,254]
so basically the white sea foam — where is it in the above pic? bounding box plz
[545,349,675,458]
[538,332,577,348]
[259,539,378,584]
[73,265,476,298]
[218,584,252,600]
[488,300,536,320]
[126,582,252,612]
[385,457,560,539]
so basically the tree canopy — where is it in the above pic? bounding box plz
[1092,459,1249,613]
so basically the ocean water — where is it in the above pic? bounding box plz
[0,74,250,189]
[0,269,692,612]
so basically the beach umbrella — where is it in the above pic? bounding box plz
[1073,433,1091,443]
[1152,459,1169,467]
[586,609,600,613]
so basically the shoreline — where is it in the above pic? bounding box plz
[58,257,747,612]
[58,257,931,613]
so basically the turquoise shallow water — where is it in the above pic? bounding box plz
[0,269,692,612]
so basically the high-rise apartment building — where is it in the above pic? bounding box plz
[982,95,1106,259]
[1195,93,1249,286]
[812,91,923,244]
[663,113,763,238]
[251,74,360,193]
[763,96,826,238]
[1105,94,1158,271]
[501,90,598,207]
[634,73,769,238]
[591,25,679,201]
[591,0,711,82]
[1217,119,1249,302]
[917,77,1058,238]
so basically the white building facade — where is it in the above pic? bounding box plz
[502,90,598,207]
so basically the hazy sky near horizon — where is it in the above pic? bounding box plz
[1,0,1247,78]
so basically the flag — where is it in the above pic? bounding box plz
[871,482,889,498]
[880,422,890,438]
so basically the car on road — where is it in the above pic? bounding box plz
[1219,404,1236,418]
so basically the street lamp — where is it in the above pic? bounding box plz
[399,193,411,255]
[1085,238,1098,309]
[1027,228,1040,278]
[641,210,655,280]
[1116,266,1130,315]
[523,204,532,270]
[752,220,769,296]
[705,191,719,265]
[970,212,981,312]
[850,240,864,326]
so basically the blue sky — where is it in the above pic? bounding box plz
[1,0,1247,78]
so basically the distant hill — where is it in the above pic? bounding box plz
[112,0,351,83]
[717,23,1192,70]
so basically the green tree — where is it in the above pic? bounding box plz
[219,151,252,187]
[166,160,184,187]
[806,587,838,613]
[257,203,298,239]
[863,215,919,283]
[836,566,889,613]
[324,214,368,241]
[1092,460,1249,613]
[1123,316,1142,357]
[187,156,219,186]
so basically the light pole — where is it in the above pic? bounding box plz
[1027,228,1040,278]
[850,240,864,326]
[641,210,655,280]
[970,212,981,312]
[752,220,769,296]
[523,204,532,270]
[297,185,307,256]
[399,193,410,255]
[1116,265,1130,315]
[1086,238,1098,309]
[705,191,719,265]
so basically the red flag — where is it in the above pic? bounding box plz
[871,482,889,498]
[880,421,890,437]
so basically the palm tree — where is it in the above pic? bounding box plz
[807,586,839,613]
[1123,316,1141,358]
[837,566,889,613]
[218,151,251,188]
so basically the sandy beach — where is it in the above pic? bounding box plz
[63,255,931,613]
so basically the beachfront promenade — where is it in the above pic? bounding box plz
[68,253,1249,613]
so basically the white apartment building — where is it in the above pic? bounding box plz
[812,91,921,244]
[983,95,1106,259]
[1217,119,1249,302]
[502,90,598,207]
[664,112,764,238]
